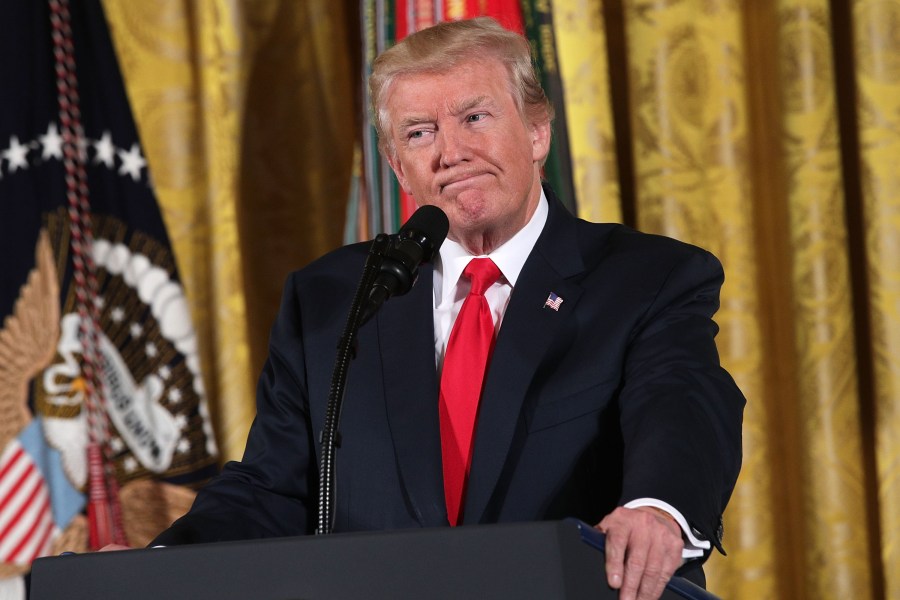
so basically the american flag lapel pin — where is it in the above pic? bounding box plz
[544,292,563,311]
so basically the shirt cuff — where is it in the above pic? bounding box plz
[624,498,711,559]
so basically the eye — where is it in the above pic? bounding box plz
[466,113,487,123]
[406,128,433,143]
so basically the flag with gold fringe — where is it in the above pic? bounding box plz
[0,1,217,596]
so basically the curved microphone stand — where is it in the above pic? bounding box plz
[316,233,391,535]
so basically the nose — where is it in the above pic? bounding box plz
[436,124,469,169]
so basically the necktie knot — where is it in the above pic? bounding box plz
[463,258,501,296]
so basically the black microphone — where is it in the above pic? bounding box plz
[361,205,449,324]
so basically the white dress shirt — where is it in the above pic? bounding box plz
[433,191,548,371]
[430,189,709,559]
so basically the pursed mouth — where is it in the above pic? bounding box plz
[439,172,489,193]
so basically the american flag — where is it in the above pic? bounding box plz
[0,439,56,565]
[544,292,564,311]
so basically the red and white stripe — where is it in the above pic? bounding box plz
[0,441,57,565]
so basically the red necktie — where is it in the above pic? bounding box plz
[439,258,501,526]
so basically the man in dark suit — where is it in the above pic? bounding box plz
[152,17,744,600]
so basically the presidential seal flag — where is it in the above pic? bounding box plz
[0,1,217,596]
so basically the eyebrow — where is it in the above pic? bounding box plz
[395,96,498,134]
[397,116,434,132]
[448,95,492,115]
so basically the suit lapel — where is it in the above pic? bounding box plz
[463,191,586,523]
[378,264,447,526]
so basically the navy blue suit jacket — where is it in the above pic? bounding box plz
[153,187,744,564]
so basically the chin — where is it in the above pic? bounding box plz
[452,193,492,220]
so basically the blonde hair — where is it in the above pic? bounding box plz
[369,17,554,158]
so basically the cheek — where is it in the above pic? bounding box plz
[500,141,534,175]
[399,166,426,194]
[504,153,535,188]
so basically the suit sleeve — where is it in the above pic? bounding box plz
[617,247,744,556]
[151,272,318,545]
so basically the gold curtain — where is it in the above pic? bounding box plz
[555,0,623,223]
[101,0,357,462]
[855,1,900,595]
[101,0,899,597]
[555,0,899,597]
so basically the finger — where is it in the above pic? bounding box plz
[634,536,677,600]
[599,518,627,590]
[638,515,685,600]
[619,533,650,600]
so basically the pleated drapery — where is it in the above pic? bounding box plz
[102,0,357,464]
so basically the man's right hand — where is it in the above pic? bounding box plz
[596,506,684,600]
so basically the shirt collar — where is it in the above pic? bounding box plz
[434,188,549,303]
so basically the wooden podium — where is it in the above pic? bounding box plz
[30,519,717,599]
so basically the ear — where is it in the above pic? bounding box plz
[530,118,552,164]
[387,153,413,195]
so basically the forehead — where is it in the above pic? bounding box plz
[384,58,515,117]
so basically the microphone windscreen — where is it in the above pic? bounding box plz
[358,205,450,324]
[398,205,450,261]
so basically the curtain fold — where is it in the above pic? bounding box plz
[777,2,872,597]
[102,0,356,461]
[853,3,900,599]
[554,0,623,223]
[102,0,256,463]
